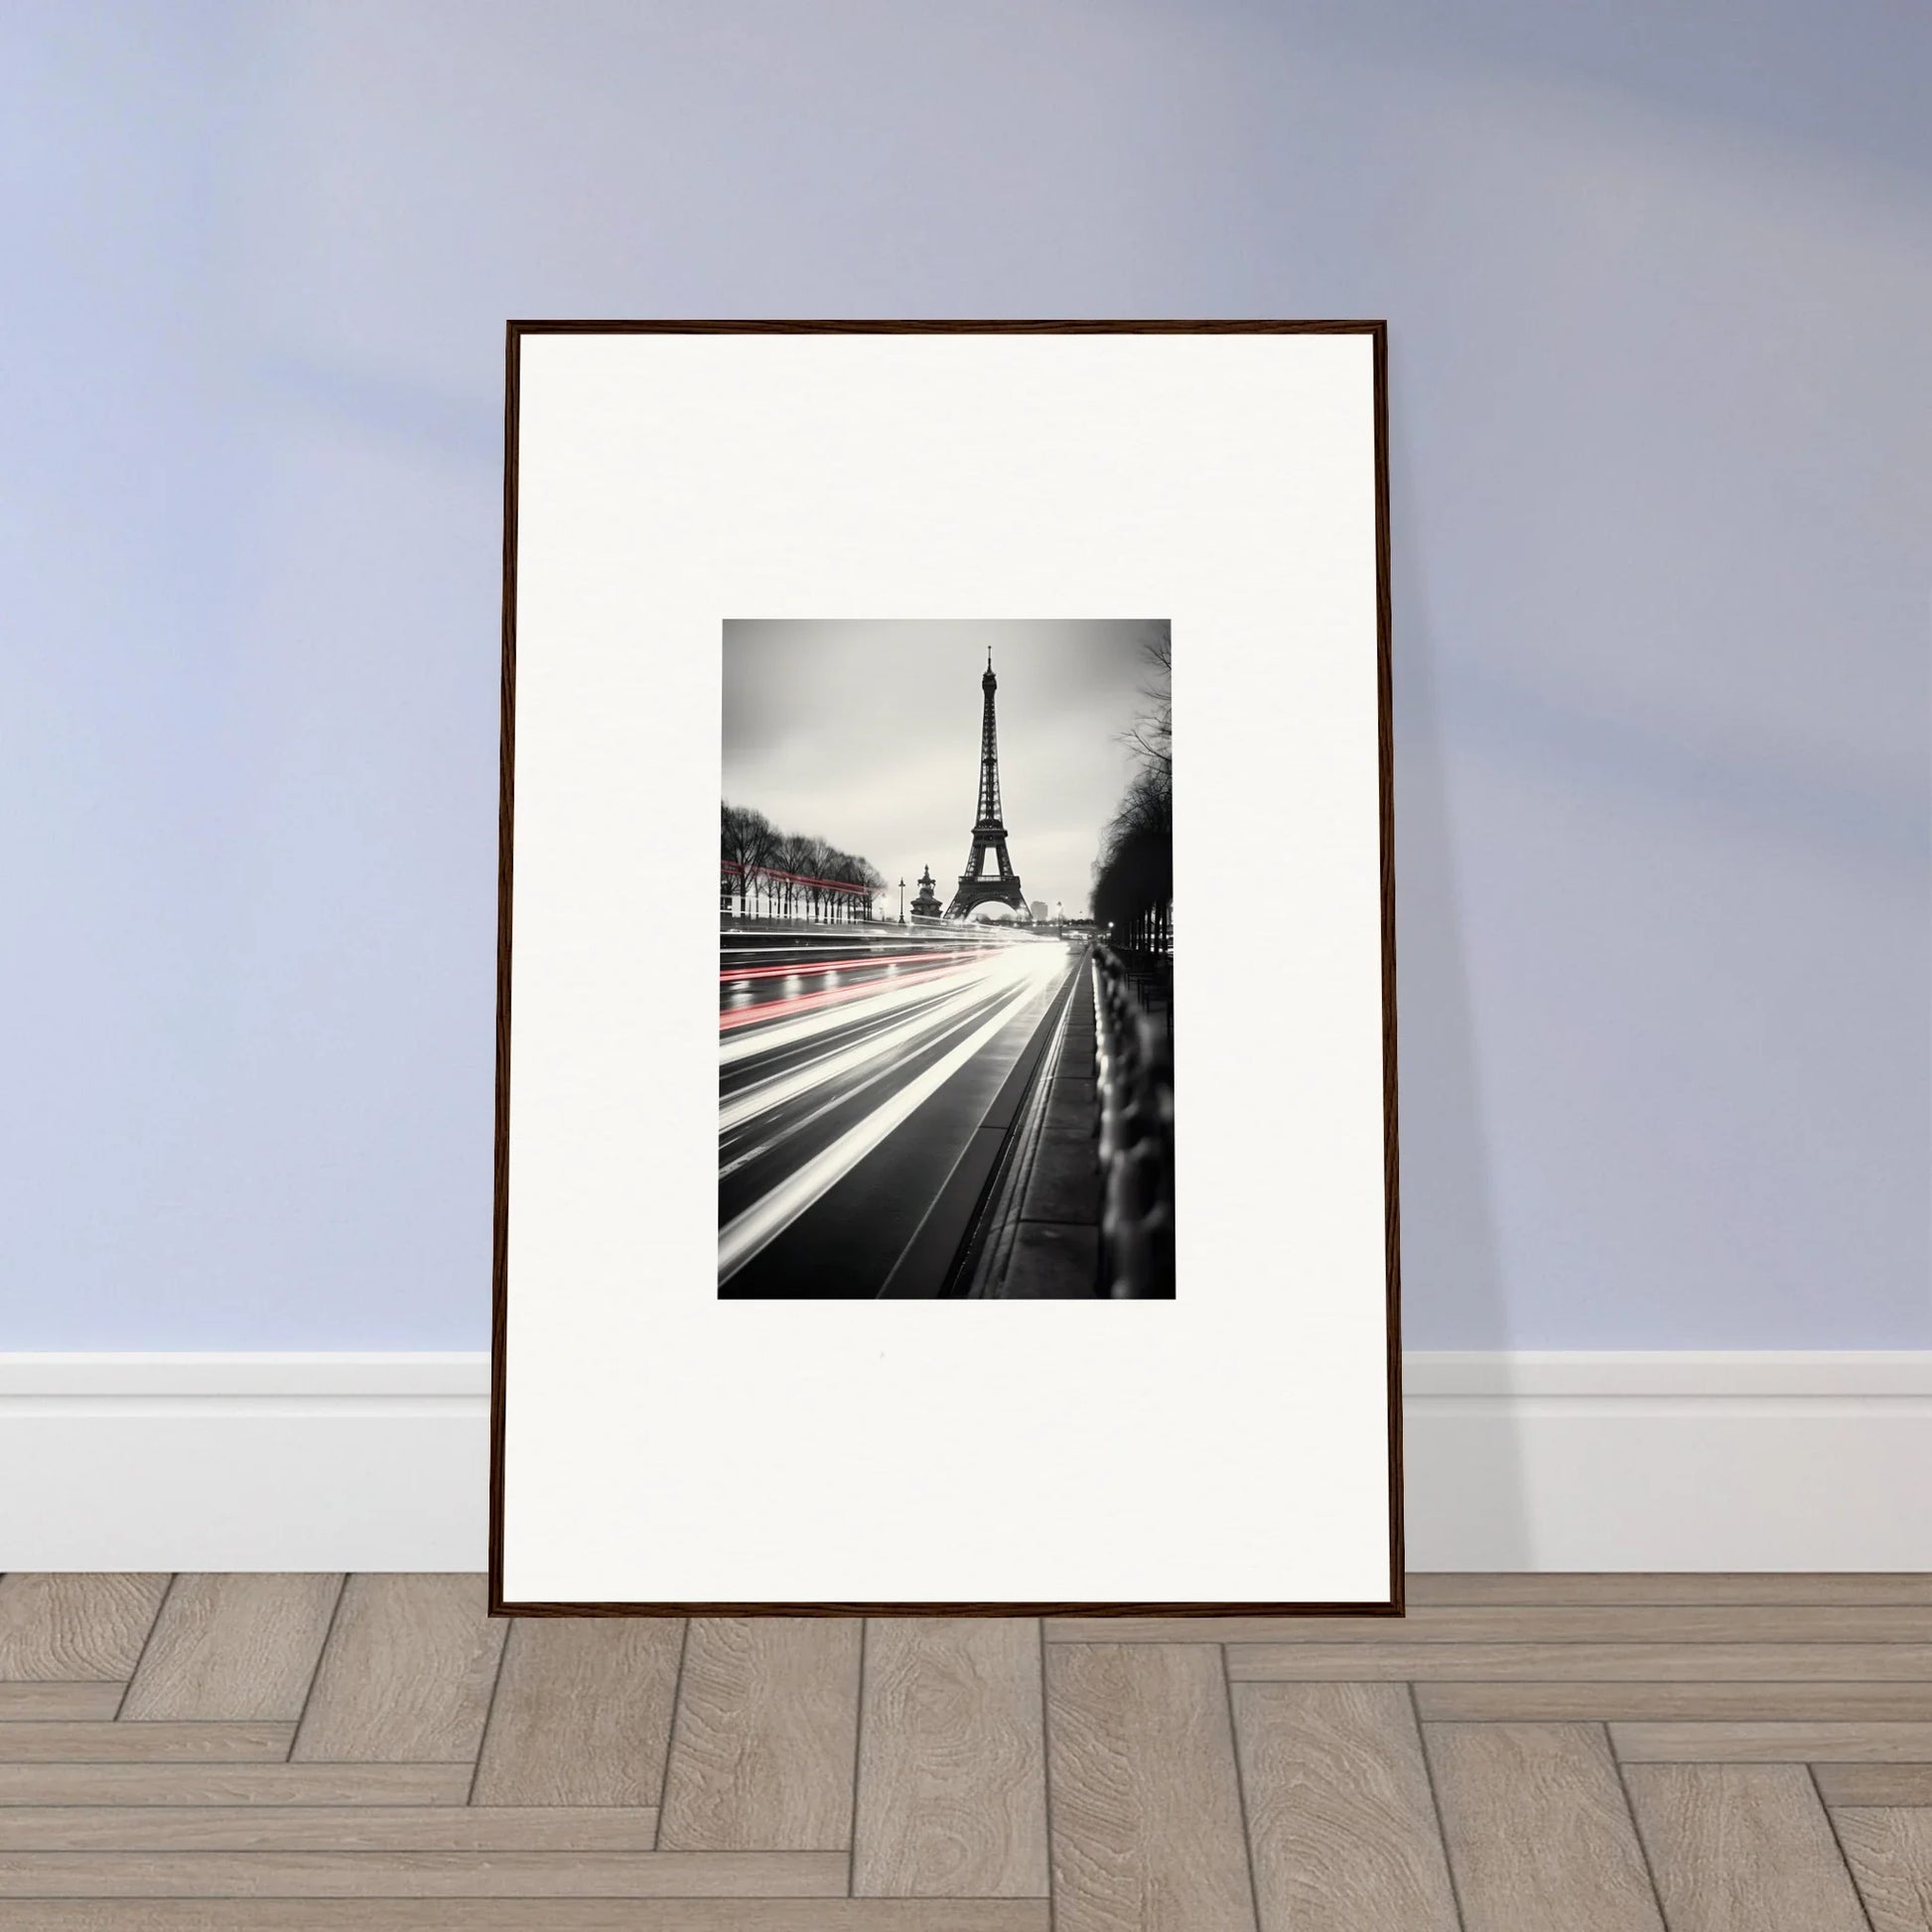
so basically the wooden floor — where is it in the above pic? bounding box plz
[1,1576,1930,1927]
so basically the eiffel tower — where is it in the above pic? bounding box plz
[943,650,1030,921]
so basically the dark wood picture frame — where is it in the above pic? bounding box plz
[488,320,1402,1618]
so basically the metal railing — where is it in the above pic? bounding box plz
[1090,944,1175,1299]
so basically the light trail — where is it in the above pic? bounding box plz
[718,942,1069,1284]
[719,957,992,1064]
[717,960,967,1035]
[720,971,1019,1134]
[719,948,980,983]
[718,973,1045,1283]
[718,993,1008,1181]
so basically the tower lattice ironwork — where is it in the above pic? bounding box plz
[943,650,1029,921]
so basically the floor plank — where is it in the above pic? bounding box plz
[1232,1682,1457,1932]
[1615,1722,1932,1763]
[1815,1763,1932,1806]
[1418,1680,1932,1721]
[0,1723,292,1762]
[1230,1641,1932,1682]
[657,1618,862,1852]
[0,1850,847,1897]
[1410,1574,1932,1607]
[291,1577,503,1764]
[0,1902,1051,1930]
[0,1579,171,1682]
[854,1618,1048,1898]
[470,1616,681,1807]
[0,1808,661,1851]
[1424,1722,1664,1931]
[1832,1807,1932,1932]
[121,1577,341,1724]
[0,1686,123,1721]
[1625,1764,1870,1931]
[1058,1606,1932,1643]
[1044,1642,1256,1932]
[0,1764,473,1806]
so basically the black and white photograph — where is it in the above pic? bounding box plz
[719,619,1175,1300]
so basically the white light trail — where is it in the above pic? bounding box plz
[718,996,1002,1181]
[718,948,1065,1283]
[719,950,1027,1066]
[720,973,1016,1134]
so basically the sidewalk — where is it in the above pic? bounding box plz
[998,964,1103,1299]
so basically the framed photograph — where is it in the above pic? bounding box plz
[491,321,1400,1614]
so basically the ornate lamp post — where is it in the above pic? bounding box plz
[898,878,905,923]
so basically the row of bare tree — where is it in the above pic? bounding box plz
[721,802,888,923]
[1091,630,1173,958]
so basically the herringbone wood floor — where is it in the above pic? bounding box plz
[1,1576,1930,1927]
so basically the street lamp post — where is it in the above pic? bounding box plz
[898,878,905,923]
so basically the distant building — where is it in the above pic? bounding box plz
[909,865,943,919]
[1029,899,1048,922]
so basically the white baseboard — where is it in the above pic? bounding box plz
[0,1355,489,1573]
[1405,1352,1932,1573]
[4,1351,1928,1574]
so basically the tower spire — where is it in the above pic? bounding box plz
[944,651,1028,921]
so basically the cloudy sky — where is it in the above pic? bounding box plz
[723,619,1168,917]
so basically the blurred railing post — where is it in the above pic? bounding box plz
[1090,944,1175,1299]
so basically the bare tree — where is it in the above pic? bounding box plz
[1121,624,1172,780]
[775,833,815,920]
[721,802,777,915]
[821,847,848,923]
[798,835,832,923]
[1093,766,1173,955]
[1094,627,1174,959]
[722,806,890,926]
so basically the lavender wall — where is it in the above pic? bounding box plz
[4,0,1927,1346]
